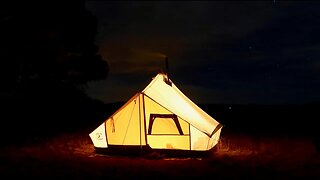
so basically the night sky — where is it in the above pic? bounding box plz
[84,1,320,105]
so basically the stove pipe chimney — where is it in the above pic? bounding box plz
[164,56,172,86]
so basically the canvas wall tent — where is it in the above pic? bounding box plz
[89,73,223,156]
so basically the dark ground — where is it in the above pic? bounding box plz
[1,103,320,179]
[0,128,319,179]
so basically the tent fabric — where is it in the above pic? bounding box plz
[89,73,222,152]
[142,73,220,137]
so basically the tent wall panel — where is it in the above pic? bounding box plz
[106,96,141,145]
[89,122,108,148]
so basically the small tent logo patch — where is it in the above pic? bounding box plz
[96,133,103,140]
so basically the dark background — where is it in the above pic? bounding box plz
[85,1,320,105]
[0,1,109,144]
[0,1,319,150]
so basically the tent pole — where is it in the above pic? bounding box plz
[142,94,148,149]
[189,124,191,152]
[138,94,142,156]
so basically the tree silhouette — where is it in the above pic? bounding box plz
[0,2,109,144]
[1,2,108,87]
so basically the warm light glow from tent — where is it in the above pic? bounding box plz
[147,135,190,150]
[89,73,223,153]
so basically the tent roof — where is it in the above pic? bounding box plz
[142,73,220,137]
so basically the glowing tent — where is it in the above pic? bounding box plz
[89,73,223,156]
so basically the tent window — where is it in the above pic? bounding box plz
[148,114,183,135]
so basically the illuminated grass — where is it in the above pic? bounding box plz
[1,130,319,178]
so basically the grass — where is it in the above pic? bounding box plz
[1,129,319,179]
